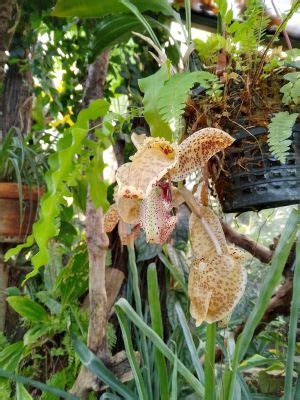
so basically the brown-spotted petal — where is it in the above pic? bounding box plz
[116,186,143,225]
[171,128,234,181]
[189,206,228,259]
[104,204,120,232]
[140,185,177,244]
[116,137,178,196]
[188,252,246,325]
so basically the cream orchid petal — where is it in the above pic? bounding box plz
[104,204,120,232]
[140,185,177,244]
[189,206,228,259]
[188,252,246,325]
[171,128,234,181]
[116,137,178,196]
[118,221,141,246]
[131,132,147,149]
[116,186,143,225]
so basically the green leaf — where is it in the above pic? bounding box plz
[16,383,33,400]
[284,215,300,399]
[7,296,49,322]
[222,209,298,400]
[71,333,137,400]
[52,0,174,18]
[0,341,24,372]
[115,307,148,400]
[0,369,77,400]
[147,263,169,400]
[267,112,298,163]
[239,354,279,371]
[86,158,109,211]
[115,298,205,397]
[23,325,52,346]
[92,15,147,55]
[42,369,67,400]
[139,63,172,141]
[157,71,219,131]
[54,245,89,305]
[175,302,204,383]
[5,99,109,279]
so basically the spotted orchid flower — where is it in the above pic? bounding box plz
[188,205,247,326]
[105,128,234,244]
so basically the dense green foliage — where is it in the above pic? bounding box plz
[0,0,299,399]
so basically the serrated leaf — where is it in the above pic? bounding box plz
[157,71,218,130]
[267,112,298,163]
[5,99,109,280]
[139,63,172,140]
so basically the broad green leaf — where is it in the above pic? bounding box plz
[7,296,49,322]
[139,63,172,140]
[0,341,24,372]
[16,383,33,400]
[71,333,137,400]
[52,0,174,18]
[92,15,159,56]
[23,325,52,346]
[0,369,77,400]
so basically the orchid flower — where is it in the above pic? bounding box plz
[104,128,234,244]
[188,205,247,326]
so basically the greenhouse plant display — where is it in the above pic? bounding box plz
[0,0,299,399]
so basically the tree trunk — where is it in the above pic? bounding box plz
[0,0,19,139]
[70,52,110,400]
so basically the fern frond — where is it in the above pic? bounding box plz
[267,112,298,163]
[157,71,219,130]
[229,0,269,53]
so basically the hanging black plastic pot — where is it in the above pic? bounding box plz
[211,123,300,213]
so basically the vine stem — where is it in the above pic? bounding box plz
[205,323,216,400]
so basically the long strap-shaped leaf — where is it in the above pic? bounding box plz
[148,263,170,400]
[115,298,205,397]
[222,208,298,400]
[175,302,204,383]
[116,306,149,400]
[0,368,78,400]
[284,211,300,399]
[71,333,137,400]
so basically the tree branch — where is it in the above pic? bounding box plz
[221,223,273,264]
